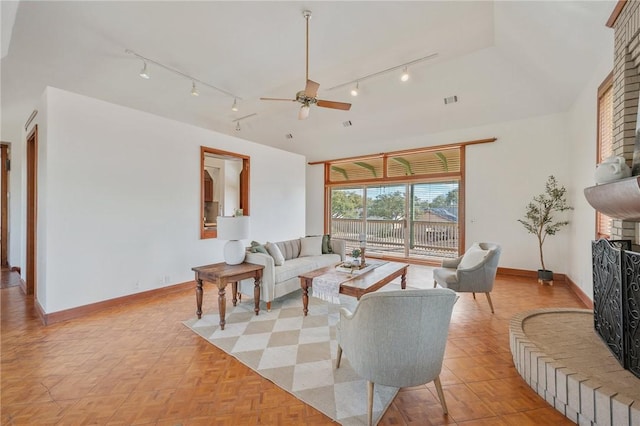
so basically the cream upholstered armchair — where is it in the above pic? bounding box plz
[336,289,457,426]
[433,242,501,313]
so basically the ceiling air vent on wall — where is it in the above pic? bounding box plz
[444,95,458,105]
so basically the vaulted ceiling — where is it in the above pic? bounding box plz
[1,1,615,161]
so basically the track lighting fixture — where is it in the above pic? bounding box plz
[327,52,437,93]
[125,49,241,103]
[350,82,359,97]
[400,67,410,82]
[139,61,150,79]
[232,113,257,132]
[231,98,238,112]
[298,103,310,120]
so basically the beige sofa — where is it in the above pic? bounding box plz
[239,237,345,310]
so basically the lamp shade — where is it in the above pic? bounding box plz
[217,216,249,241]
[217,216,250,265]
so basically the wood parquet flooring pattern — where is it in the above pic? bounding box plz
[1,268,585,425]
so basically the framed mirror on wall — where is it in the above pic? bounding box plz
[200,146,250,239]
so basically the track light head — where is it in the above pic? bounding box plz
[231,98,239,112]
[235,122,241,131]
[139,61,150,79]
[191,82,199,96]
[350,82,359,97]
[400,67,409,82]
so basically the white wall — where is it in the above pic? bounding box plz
[306,112,575,273]
[9,141,22,269]
[306,165,325,236]
[30,87,305,314]
[565,57,613,298]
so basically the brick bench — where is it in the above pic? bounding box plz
[509,309,640,426]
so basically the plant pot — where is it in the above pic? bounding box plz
[537,269,554,281]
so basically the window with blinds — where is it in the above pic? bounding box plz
[596,73,613,238]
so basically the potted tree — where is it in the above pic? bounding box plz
[518,175,573,283]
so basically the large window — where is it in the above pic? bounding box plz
[317,141,493,262]
[320,140,498,261]
[597,73,613,238]
[329,181,460,260]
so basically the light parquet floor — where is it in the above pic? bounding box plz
[1,267,586,425]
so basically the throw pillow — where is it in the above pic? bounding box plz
[458,243,489,270]
[300,236,323,257]
[321,234,333,254]
[265,242,285,266]
[250,244,268,255]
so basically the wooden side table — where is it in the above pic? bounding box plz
[192,262,264,330]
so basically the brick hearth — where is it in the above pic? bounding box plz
[510,309,640,426]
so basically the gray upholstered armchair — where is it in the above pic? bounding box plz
[336,289,457,426]
[433,242,501,313]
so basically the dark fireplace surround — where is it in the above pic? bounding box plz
[592,239,640,379]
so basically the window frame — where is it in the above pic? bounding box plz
[596,72,613,239]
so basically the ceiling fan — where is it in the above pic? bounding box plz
[260,10,352,120]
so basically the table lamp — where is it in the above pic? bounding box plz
[217,216,250,265]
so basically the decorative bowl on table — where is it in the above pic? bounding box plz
[338,261,368,270]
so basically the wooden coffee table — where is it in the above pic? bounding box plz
[299,261,409,315]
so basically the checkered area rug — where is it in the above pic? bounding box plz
[183,288,399,426]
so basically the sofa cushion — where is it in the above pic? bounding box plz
[300,236,323,257]
[274,257,318,283]
[266,242,285,266]
[305,253,342,269]
[276,239,301,261]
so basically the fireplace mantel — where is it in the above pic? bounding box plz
[584,176,640,221]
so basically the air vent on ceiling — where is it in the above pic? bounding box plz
[444,95,458,105]
[342,120,352,127]
[285,133,293,139]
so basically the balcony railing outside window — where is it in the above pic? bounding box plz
[331,218,458,260]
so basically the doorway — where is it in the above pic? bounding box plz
[1,144,8,269]
[26,126,37,295]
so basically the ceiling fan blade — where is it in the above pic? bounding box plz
[304,79,320,98]
[316,100,352,111]
[260,97,297,102]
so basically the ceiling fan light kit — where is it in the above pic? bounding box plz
[260,10,352,120]
[298,104,311,120]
